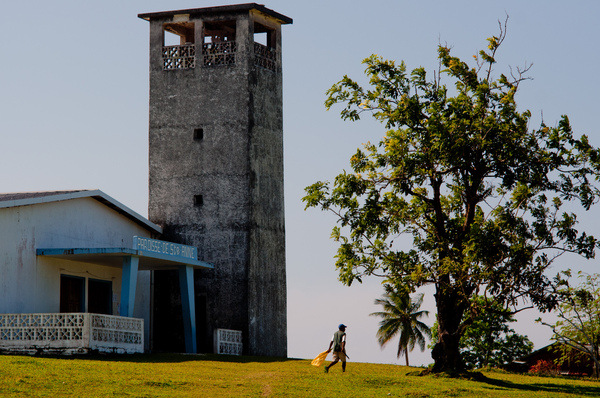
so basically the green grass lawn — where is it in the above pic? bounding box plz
[0,353,598,397]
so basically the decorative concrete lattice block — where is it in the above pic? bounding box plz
[0,313,143,354]
[214,328,242,356]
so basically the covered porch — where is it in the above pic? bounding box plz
[0,237,211,355]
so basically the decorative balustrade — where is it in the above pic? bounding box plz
[163,44,196,70]
[254,42,277,71]
[214,328,242,355]
[202,41,237,66]
[162,41,277,71]
[0,313,143,354]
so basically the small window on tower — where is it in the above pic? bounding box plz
[194,195,204,207]
[194,128,204,141]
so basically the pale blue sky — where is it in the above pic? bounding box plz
[2,1,599,366]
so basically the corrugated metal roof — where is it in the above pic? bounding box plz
[0,190,89,202]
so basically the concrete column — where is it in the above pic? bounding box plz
[120,256,139,317]
[179,265,197,353]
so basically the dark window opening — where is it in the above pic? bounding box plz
[203,21,236,43]
[194,128,204,141]
[195,294,209,352]
[60,275,85,313]
[194,195,204,206]
[88,279,113,315]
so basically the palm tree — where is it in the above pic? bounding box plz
[370,289,432,366]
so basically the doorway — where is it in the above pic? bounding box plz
[88,279,113,315]
[59,275,113,314]
[59,275,85,312]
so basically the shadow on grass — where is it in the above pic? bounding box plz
[410,369,600,396]
[479,374,600,397]
[21,352,301,365]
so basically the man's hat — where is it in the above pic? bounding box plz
[338,324,347,329]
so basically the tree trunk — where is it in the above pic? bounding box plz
[405,349,409,367]
[431,285,466,373]
[594,345,600,379]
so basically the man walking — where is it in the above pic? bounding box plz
[324,324,347,373]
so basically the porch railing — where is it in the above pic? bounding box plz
[214,328,242,355]
[0,313,143,354]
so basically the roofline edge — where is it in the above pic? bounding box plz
[0,189,162,235]
[138,3,293,24]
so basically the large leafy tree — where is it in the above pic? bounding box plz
[539,271,600,378]
[370,288,432,366]
[303,23,600,372]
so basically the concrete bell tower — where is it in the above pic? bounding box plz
[139,4,292,357]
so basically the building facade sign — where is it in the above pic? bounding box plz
[133,236,197,261]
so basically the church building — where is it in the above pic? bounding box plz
[0,3,291,357]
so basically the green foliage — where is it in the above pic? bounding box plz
[430,297,534,369]
[303,20,600,372]
[539,271,600,377]
[551,343,594,374]
[459,297,533,369]
[370,287,432,366]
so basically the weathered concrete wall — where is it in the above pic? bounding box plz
[0,198,154,350]
[247,18,287,357]
[147,7,287,356]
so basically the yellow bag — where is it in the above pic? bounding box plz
[311,351,329,367]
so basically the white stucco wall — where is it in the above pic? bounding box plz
[0,197,155,350]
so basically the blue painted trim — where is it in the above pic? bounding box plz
[36,247,213,269]
[134,236,198,262]
[179,265,197,353]
[120,256,139,317]
[135,250,211,269]
[38,248,136,256]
